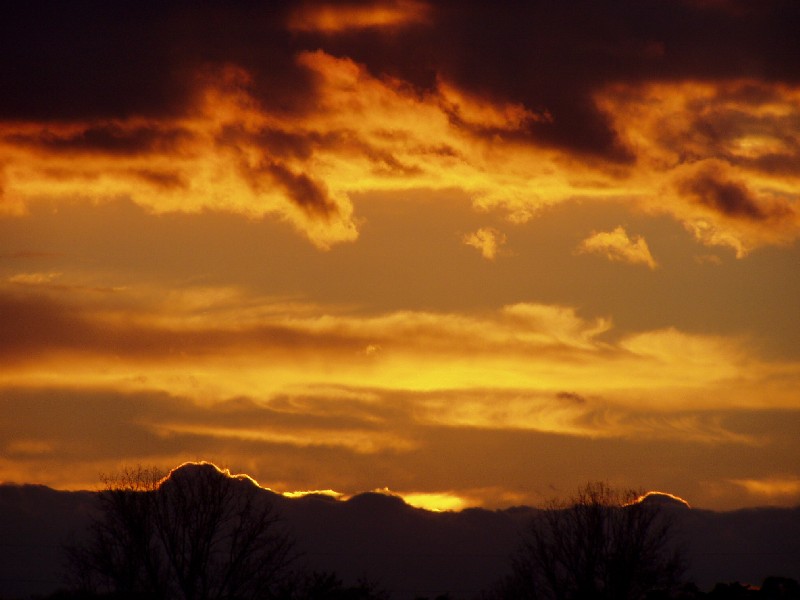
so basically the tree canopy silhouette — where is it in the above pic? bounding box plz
[66,463,295,600]
[490,482,685,600]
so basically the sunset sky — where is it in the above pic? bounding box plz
[1,0,799,512]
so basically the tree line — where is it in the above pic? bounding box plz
[41,467,798,600]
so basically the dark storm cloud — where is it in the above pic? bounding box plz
[220,125,317,162]
[658,89,800,175]
[262,162,338,218]
[0,1,308,121]
[5,124,193,156]
[679,166,796,222]
[556,391,588,405]
[3,1,799,161]
[131,169,188,189]
[311,0,800,157]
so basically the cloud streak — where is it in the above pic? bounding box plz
[1,282,796,415]
[2,383,796,509]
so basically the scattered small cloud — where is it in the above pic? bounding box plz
[576,226,658,269]
[463,227,507,260]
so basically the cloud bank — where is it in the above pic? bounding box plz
[1,1,799,253]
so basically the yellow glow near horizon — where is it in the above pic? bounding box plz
[282,489,344,500]
[399,491,472,512]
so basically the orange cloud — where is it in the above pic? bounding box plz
[7,271,62,285]
[0,52,607,249]
[595,80,800,256]
[5,46,797,258]
[576,226,658,269]
[731,476,800,501]
[2,279,797,422]
[0,66,359,249]
[151,423,417,454]
[287,0,430,33]
[463,227,507,260]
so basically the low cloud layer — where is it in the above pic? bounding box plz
[1,277,798,508]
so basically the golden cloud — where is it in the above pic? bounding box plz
[4,49,797,258]
[0,52,604,249]
[596,81,800,256]
[730,476,800,500]
[576,226,658,269]
[463,227,508,260]
[8,271,63,285]
[287,0,431,33]
[151,422,418,455]
[2,282,797,418]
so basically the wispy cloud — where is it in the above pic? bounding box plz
[730,476,800,502]
[1,282,797,416]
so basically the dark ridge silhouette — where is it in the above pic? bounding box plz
[1,470,798,599]
[64,463,295,600]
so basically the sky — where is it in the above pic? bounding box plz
[1,0,799,512]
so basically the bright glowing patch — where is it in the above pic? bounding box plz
[283,489,344,500]
[399,492,470,512]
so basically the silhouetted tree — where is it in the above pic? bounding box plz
[489,482,684,600]
[760,577,800,600]
[707,582,758,599]
[66,463,295,600]
[275,571,390,600]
